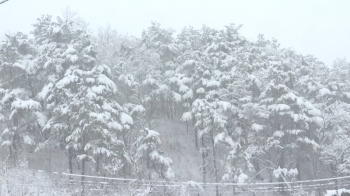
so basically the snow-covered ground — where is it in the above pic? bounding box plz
[0,167,64,196]
[325,189,350,196]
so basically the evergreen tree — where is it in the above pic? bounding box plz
[0,32,41,166]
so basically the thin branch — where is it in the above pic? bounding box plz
[0,0,9,5]
[249,167,267,180]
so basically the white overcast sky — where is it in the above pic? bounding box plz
[1,0,349,66]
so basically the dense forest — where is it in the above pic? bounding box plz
[1,12,350,196]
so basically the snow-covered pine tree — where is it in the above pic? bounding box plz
[321,101,350,177]
[317,59,350,179]
[0,32,41,166]
[115,74,146,177]
[141,22,182,119]
[176,53,204,149]
[33,14,89,174]
[134,128,174,181]
[259,48,323,183]
[33,16,132,193]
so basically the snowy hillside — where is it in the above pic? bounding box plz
[1,8,350,196]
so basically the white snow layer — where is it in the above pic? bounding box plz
[181,112,192,121]
[120,112,133,124]
[325,189,350,196]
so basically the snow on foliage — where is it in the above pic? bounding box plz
[34,111,47,127]
[23,135,35,145]
[1,88,26,104]
[13,55,38,75]
[181,112,192,121]
[11,99,41,110]
[1,140,11,146]
[55,70,78,89]
[318,87,331,97]
[107,121,123,131]
[196,87,205,94]
[179,85,189,93]
[135,128,174,180]
[130,104,146,115]
[236,173,249,184]
[273,167,298,179]
[251,123,263,132]
[268,103,290,111]
[96,73,118,93]
[37,83,53,100]
[203,79,220,88]
[273,130,285,138]
[120,112,133,124]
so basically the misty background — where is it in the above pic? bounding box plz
[1,0,350,66]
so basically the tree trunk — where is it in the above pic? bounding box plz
[210,128,219,196]
[201,152,206,185]
[296,157,301,181]
[201,136,206,188]
[9,146,12,165]
[95,154,100,174]
[68,148,73,175]
[147,149,151,180]
[192,118,198,149]
[81,158,86,196]
[213,151,219,196]
[278,149,285,193]
[12,143,17,167]
[12,122,19,167]
[68,147,74,183]
[195,127,199,150]
[186,120,188,134]
[81,134,87,196]
[331,163,338,192]
[49,144,52,173]
[173,104,176,119]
